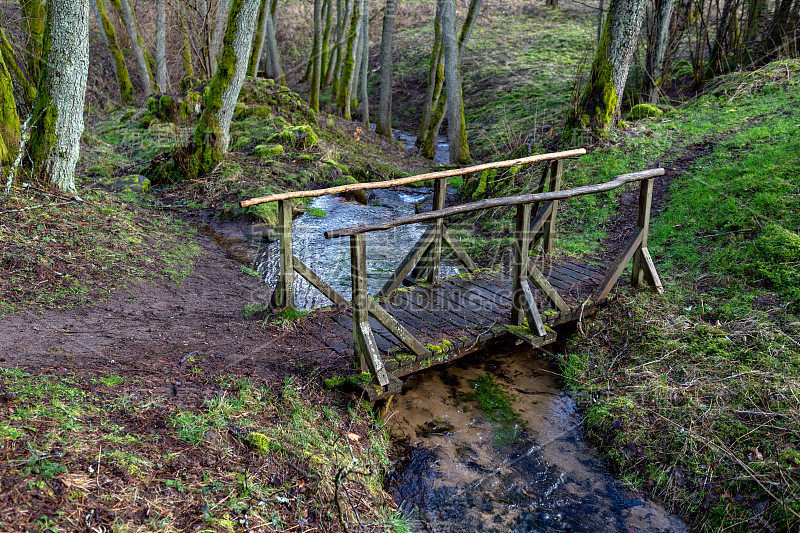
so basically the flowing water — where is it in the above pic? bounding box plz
[385,345,688,533]
[249,188,460,310]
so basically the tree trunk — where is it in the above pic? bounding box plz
[156,0,169,92]
[567,0,647,133]
[359,0,370,127]
[181,0,260,177]
[336,0,360,118]
[310,0,323,112]
[0,51,20,177]
[177,1,196,89]
[28,0,90,193]
[376,0,397,136]
[416,3,443,147]
[249,0,269,76]
[644,0,674,103]
[441,0,466,164]
[21,0,46,84]
[111,0,153,95]
[324,0,341,87]
[211,0,232,73]
[745,0,764,39]
[90,0,135,105]
[0,29,36,108]
[264,12,283,84]
[350,0,365,114]
[321,0,333,84]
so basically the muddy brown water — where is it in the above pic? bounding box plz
[385,345,687,533]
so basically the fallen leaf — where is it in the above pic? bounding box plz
[346,432,360,442]
[745,447,763,461]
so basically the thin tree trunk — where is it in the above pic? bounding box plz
[249,0,269,76]
[28,0,90,193]
[156,0,169,92]
[567,0,647,133]
[111,0,153,95]
[350,0,365,113]
[263,10,284,83]
[359,0,370,127]
[708,0,736,75]
[21,0,45,84]
[376,0,397,136]
[644,0,674,103]
[182,0,260,177]
[310,0,323,112]
[178,1,195,89]
[321,0,332,84]
[211,0,232,73]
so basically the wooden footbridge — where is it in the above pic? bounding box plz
[241,149,664,400]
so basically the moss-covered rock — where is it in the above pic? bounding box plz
[253,143,283,157]
[102,174,151,194]
[266,125,319,150]
[625,103,664,120]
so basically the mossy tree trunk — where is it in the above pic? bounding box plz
[358,0,370,127]
[181,0,260,177]
[376,0,397,136]
[310,0,323,112]
[155,0,169,92]
[644,0,674,104]
[336,0,360,118]
[22,0,46,84]
[111,0,153,95]
[177,1,196,89]
[567,0,647,134]
[324,0,341,87]
[0,29,36,108]
[416,3,443,148]
[0,51,21,179]
[321,0,332,84]
[28,0,90,194]
[90,0,135,105]
[349,0,365,114]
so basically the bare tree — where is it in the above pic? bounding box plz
[310,0,323,112]
[90,0,135,105]
[28,0,90,193]
[156,0,169,92]
[375,0,398,136]
[210,0,232,72]
[644,0,674,103]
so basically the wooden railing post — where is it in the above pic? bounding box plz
[426,177,448,283]
[543,159,562,253]
[270,199,294,309]
[512,203,547,336]
[631,178,664,293]
[350,234,389,386]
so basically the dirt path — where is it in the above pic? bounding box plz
[0,223,356,403]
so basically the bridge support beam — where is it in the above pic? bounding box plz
[631,178,664,293]
[270,199,294,309]
[512,203,547,337]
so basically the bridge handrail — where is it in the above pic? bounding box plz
[324,168,665,239]
[238,148,587,208]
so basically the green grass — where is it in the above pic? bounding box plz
[0,368,411,532]
[559,60,800,532]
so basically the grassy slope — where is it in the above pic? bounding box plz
[558,60,800,531]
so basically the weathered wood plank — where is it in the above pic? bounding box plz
[543,159,563,253]
[366,299,429,356]
[640,247,664,294]
[427,177,447,283]
[513,203,547,336]
[632,178,653,287]
[528,264,570,312]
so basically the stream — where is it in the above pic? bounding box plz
[385,345,687,533]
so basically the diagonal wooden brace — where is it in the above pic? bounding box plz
[367,299,429,356]
[358,322,390,387]
[527,263,570,312]
[442,226,477,272]
[378,225,437,297]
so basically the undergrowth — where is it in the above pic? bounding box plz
[560,60,800,532]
